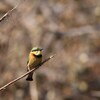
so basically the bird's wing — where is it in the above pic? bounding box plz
[27,60,29,64]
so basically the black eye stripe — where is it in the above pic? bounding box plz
[32,50,37,52]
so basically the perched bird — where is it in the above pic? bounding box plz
[26,47,43,81]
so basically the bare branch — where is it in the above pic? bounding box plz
[0,55,54,91]
[0,5,18,22]
[0,0,27,22]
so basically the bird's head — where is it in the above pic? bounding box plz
[31,47,43,56]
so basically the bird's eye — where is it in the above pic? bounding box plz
[32,50,34,52]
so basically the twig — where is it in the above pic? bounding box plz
[0,55,54,91]
[0,0,27,22]
[0,5,18,22]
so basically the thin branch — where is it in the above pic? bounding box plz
[0,0,26,22]
[0,5,18,22]
[0,55,54,91]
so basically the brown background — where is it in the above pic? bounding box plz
[0,0,100,100]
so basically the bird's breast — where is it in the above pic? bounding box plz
[28,53,42,69]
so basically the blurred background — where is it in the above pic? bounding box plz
[0,0,100,100]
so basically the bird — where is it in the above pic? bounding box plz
[26,47,43,81]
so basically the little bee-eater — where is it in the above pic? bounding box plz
[26,47,43,81]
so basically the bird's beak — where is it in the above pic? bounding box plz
[40,48,43,51]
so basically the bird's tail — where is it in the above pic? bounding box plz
[26,72,33,81]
